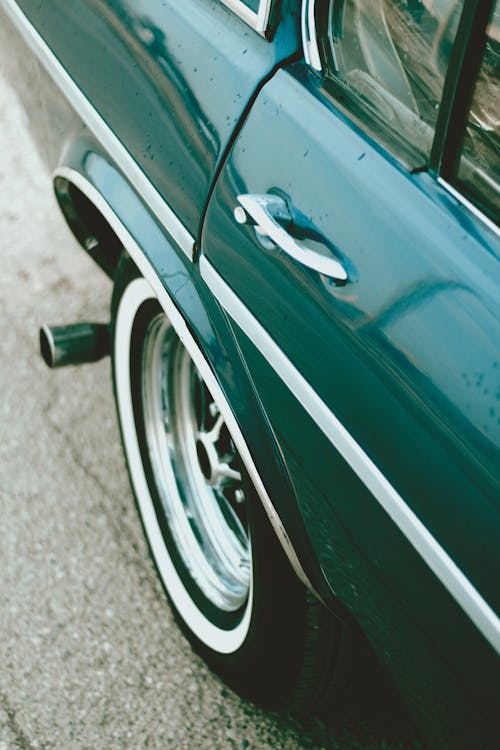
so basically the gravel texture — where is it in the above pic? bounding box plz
[0,38,418,750]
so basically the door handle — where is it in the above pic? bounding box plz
[234,193,348,284]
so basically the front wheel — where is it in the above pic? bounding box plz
[111,256,362,710]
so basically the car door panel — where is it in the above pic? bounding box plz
[231,318,498,744]
[201,62,500,747]
[202,64,500,599]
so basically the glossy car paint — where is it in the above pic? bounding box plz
[1,0,499,748]
[55,135,326,595]
[0,0,327,595]
[201,61,500,748]
[13,0,300,236]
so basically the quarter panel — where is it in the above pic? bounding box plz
[14,0,300,235]
[0,0,322,596]
[57,138,327,598]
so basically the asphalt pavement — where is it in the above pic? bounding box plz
[0,48,419,750]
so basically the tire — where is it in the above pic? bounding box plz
[111,254,363,712]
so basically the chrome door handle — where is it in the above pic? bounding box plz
[234,193,348,283]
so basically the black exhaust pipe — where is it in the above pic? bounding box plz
[39,323,110,368]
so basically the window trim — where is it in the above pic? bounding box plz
[219,0,273,34]
[302,0,440,169]
[438,177,500,238]
[430,0,493,176]
[302,0,321,70]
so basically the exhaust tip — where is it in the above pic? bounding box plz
[39,322,110,368]
[40,324,57,368]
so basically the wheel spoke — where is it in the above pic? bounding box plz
[217,463,242,484]
[208,413,224,442]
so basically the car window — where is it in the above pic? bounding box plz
[454,3,500,223]
[325,0,465,162]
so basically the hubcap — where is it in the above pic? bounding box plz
[141,314,251,612]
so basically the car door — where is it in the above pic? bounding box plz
[201,1,500,747]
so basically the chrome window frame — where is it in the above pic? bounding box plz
[301,0,321,69]
[219,0,273,34]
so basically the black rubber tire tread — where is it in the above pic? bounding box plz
[110,252,366,717]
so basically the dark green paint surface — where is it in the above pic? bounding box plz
[242,0,260,12]
[202,63,500,748]
[3,1,500,749]
[16,0,299,234]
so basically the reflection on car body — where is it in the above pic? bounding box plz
[1,1,499,749]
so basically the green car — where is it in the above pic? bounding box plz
[1,1,499,748]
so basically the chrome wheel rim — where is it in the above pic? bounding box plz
[141,314,251,612]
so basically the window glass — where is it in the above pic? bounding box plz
[455,4,500,222]
[327,0,464,160]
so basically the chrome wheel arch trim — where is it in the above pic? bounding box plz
[114,278,253,652]
[199,254,500,656]
[0,0,195,260]
[1,0,312,600]
[52,165,313,601]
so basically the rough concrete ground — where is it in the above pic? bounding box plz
[0,47,419,750]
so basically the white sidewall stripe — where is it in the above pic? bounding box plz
[114,278,253,653]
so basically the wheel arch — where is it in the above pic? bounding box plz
[52,148,331,605]
[53,171,123,278]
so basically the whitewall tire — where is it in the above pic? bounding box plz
[110,255,363,711]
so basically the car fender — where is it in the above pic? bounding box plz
[52,138,332,605]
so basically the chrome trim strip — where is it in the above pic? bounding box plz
[220,0,272,34]
[200,255,500,655]
[437,177,500,239]
[0,0,195,260]
[256,0,273,33]
[301,0,322,71]
[54,166,313,597]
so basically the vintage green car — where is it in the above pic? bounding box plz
[1,1,499,748]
